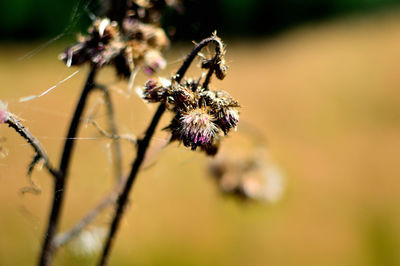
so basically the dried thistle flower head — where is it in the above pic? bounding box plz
[59,18,122,68]
[0,101,8,123]
[209,149,285,202]
[124,19,170,49]
[141,76,240,156]
[141,77,171,102]
[60,15,169,78]
[169,108,219,151]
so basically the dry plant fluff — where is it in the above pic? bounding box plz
[60,16,169,77]
[141,76,240,155]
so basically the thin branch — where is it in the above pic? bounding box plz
[89,119,136,145]
[5,115,60,179]
[98,103,165,266]
[98,34,224,266]
[99,85,124,180]
[53,178,126,248]
[39,67,97,266]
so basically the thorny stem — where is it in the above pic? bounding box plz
[5,116,60,179]
[98,34,224,266]
[39,67,97,266]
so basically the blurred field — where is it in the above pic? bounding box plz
[1,10,400,266]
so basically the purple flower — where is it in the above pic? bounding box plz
[169,109,220,151]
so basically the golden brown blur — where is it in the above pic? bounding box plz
[1,9,400,266]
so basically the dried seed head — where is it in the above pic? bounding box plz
[209,150,285,202]
[218,107,239,134]
[60,16,169,78]
[169,108,220,151]
[167,82,195,108]
[59,18,122,68]
[123,19,169,50]
[141,75,240,155]
[142,77,170,102]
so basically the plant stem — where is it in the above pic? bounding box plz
[202,58,216,89]
[100,85,123,180]
[53,177,126,248]
[98,35,224,266]
[5,116,59,179]
[38,67,97,266]
[98,103,165,266]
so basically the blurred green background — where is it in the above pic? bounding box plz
[1,0,400,40]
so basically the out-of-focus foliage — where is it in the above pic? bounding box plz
[1,0,400,40]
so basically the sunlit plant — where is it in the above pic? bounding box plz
[0,1,247,265]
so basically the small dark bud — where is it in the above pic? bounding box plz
[215,59,228,80]
[201,59,214,69]
[142,77,171,102]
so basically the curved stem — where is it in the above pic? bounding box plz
[175,35,224,83]
[98,34,224,266]
[38,67,97,266]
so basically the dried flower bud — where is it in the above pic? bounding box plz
[217,107,239,134]
[167,83,194,108]
[202,90,239,109]
[201,59,214,69]
[142,77,170,102]
[215,58,227,80]
[201,137,220,156]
